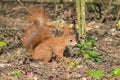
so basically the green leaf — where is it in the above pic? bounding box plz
[68,61,75,68]
[112,68,120,76]
[87,70,94,75]
[91,44,96,48]
[94,57,102,63]
[84,53,90,59]
[77,43,81,47]
[82,41,92,47]
[0,41,7,47]
[118,20,120,28]
[80,49,85,53]
[89,51,98,57]
[12,69,22,77]
[87,69,104,78]
[93,69,104,78]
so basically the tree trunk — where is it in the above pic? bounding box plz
[76,0,86,43]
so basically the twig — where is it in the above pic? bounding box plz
[99,0,112,23]
[17,0,26,8]
[112,11,120,27]
[16,0,32,14]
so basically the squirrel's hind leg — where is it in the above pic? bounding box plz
[33,46,53,62]
[42,50,53,63]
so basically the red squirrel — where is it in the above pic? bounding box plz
[22,7,77,62]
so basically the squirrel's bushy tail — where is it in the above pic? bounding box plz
[22,7,51,54]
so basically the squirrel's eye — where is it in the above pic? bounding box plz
[70,40,73,42]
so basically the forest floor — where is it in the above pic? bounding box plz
[0,4,120,80]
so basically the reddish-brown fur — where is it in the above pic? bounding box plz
[22,7,51,55]
[22,7,77,62]
[32,28,77,62]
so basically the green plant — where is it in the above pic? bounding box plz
[84,53,90,59]
[77,36,102,62]
[88,50,98,57]
[118,20,120,28]
[78,38,95,51]
[0,41,7,47]
[12,69,22,77]
[112,67,120,76]
[68,61,75,68]
[87,69,104,78]
[68,61,81,71]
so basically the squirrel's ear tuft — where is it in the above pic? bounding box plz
[63,27,71,35]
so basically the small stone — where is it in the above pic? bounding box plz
[82,77,87,80]
[110,28,116,32]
